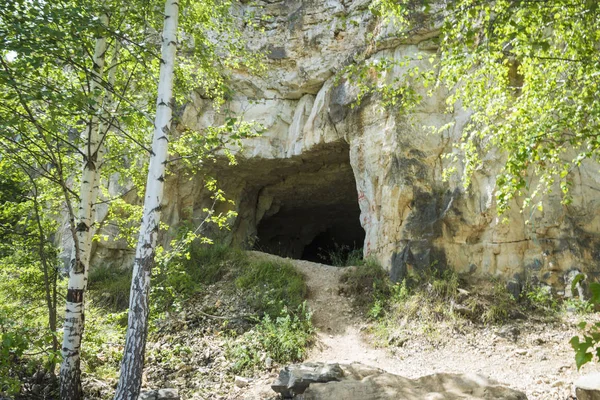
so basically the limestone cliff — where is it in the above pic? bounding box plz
[98,0,600,295]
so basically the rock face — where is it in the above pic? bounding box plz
[95,0,600,290]
[272,363,527,399]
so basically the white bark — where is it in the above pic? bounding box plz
[114,1,179,399]
[60,13,109,400]
[90,40,120,238]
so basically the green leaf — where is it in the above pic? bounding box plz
[570,335,580,348]
[575,351,593,370]
[571,273,586,296]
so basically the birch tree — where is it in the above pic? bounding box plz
[1,2,154,396]
[59,13,110,399]
[114,1,179,398]
[3,0,261,396]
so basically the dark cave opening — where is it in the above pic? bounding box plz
[300,224,366,265]
[252,143,365,265]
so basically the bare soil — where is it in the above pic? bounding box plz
[239,252,600,400]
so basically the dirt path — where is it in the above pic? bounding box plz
[286,257,401,373]
[242,252,600,400]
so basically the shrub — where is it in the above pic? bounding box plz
[0,315,29,396]
[151,243,246,312]
[564,298,594,315]
[430,269,459,300]
[571,282,600,369]
[319,243,364,267]
[227,302,314,375]
[339,258,391,311]
[88,265,132,311]
[236,260,307,318]
[479,281,518,324]
[524,285,558,312]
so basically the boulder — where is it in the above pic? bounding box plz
[272,363,527,399]
[271,362,344,398]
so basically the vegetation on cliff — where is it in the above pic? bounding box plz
[1,0,600,397]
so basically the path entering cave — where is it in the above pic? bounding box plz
[252,142,365,265]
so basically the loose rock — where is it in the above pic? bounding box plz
[575,372,600,400]
[271,362,344,398]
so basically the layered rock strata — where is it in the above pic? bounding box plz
[96,0,600,293]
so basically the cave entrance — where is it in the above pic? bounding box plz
[253,142,365,265]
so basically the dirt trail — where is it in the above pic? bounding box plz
[285,257,402,373]
[243,252,600,400]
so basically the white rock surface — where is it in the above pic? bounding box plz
[95,0,600,290]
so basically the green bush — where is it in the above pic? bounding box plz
[319,243,364,267]
[227,302,314,375]
[88,265,132,311]
[151,243,246,312]
[564,298,594,314]
[339,258,391,311]
[524,285,558,312]
[236,260,307,318]
[0,253,64,397]
[571,282,600,369]
[0,315,29,396]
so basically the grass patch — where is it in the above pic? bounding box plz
[153,242,315,375]
[226,302,314,375]
[185,242,247,285]
[340,260,573,348]
[88,265,132,312]
[236,260,307,318]
[80,306,126,380]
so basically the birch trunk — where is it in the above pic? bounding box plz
[114,1,179,399]
[90,40,120,238]
[60,14,109,400]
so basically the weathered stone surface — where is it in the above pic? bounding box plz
[235,375,252,388]
[138,388,179,400]
[272,362,344,398]
[157,388,179,400]
[138,391,157,400]
[575,373,600,400]
[92,0,600,288]
[272,363,527,399]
